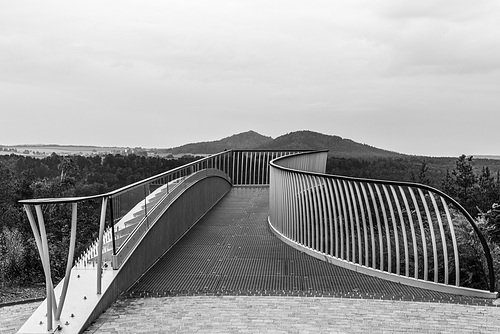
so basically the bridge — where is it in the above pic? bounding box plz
[12,150,498,333]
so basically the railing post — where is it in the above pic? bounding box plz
[110,197,116,257]
[24,204,58,331]
[55,202,78,320]
[97,197,108,294]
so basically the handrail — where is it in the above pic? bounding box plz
[269,151,496,296]
[18,151,229,205]
[18,150,315,206]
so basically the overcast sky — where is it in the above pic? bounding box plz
[1,0,499,156]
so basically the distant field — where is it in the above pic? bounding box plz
[1,145,128,157]
[476,155,500,160]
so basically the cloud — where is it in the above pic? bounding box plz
[0,1,499,155]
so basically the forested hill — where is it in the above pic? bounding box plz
[164,130,403,158]
[164,130,273,155]
[257,131,403,158]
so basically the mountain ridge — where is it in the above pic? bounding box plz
[163,130,273,155]
[164,130,404,158]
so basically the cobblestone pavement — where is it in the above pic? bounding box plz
[83,295,500,333]
[3,296,500,334]
[0,301,40,334]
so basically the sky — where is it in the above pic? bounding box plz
[1,0,499,157]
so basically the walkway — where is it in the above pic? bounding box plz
[125,187,494,304]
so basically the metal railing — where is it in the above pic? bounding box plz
[269,151,496,298]
[18,149,306,331]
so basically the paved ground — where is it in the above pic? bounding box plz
[83,296,500,333]
[3,296,500,334]
[0,301,40,334]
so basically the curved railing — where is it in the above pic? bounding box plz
[269,151,497,298]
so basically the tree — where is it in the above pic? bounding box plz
[410,160,431,185]
[58,157,79,183]
[442,155,478,215]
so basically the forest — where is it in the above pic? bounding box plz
[0,153,199,289]
[1,153,500,295]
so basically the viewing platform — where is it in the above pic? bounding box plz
[11,150,499,333]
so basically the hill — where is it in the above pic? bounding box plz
[257,131,404,158]
[164,130,273,155]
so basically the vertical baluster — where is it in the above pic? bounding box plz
[232,151,236,183]
[382,185,400,275]
[298,174,307,246]
[333,180,346,260]
[305,175,315,249]
[429,193,448,284]
[284,171,291,237]
[409,188,428,281]
[287,171,294,240]
[317,176,326,253]
[376,185,392,273]
[368,184,384,270]
[97,197,108,294]
[280,169,285,234]
[247,152,252,185]
[288,171,294,238]
[349,182,367,265]
[338,180,350,261]
[244,152,249,185]
[324,179,335,256]
[359,183,373,268]
[306,175,315,249]
[332,179,343,259]
[399,187,419,279]
[345,181,357,262]
[293,173,300,244]
[253,151,258,185]
[275,168,281,231]
[353,182,367,266]
[310,176,321,251]
[288,172,294,239]
[235,151,241,185]
[256,151,260,185]
[441,197,460,286]
[269,165,275,224]
[390,186,409,277]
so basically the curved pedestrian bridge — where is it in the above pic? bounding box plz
[15,150,499,333]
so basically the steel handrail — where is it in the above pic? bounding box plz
[18,151,230,205]
[270,151,496,293]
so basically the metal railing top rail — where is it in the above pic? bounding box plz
[18,149,317,206]
[270,151,496,293]
[18,150,231,205]
[228,149,317,152]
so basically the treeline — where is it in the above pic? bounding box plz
[327,155,500,216]
[0,153,199,286]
